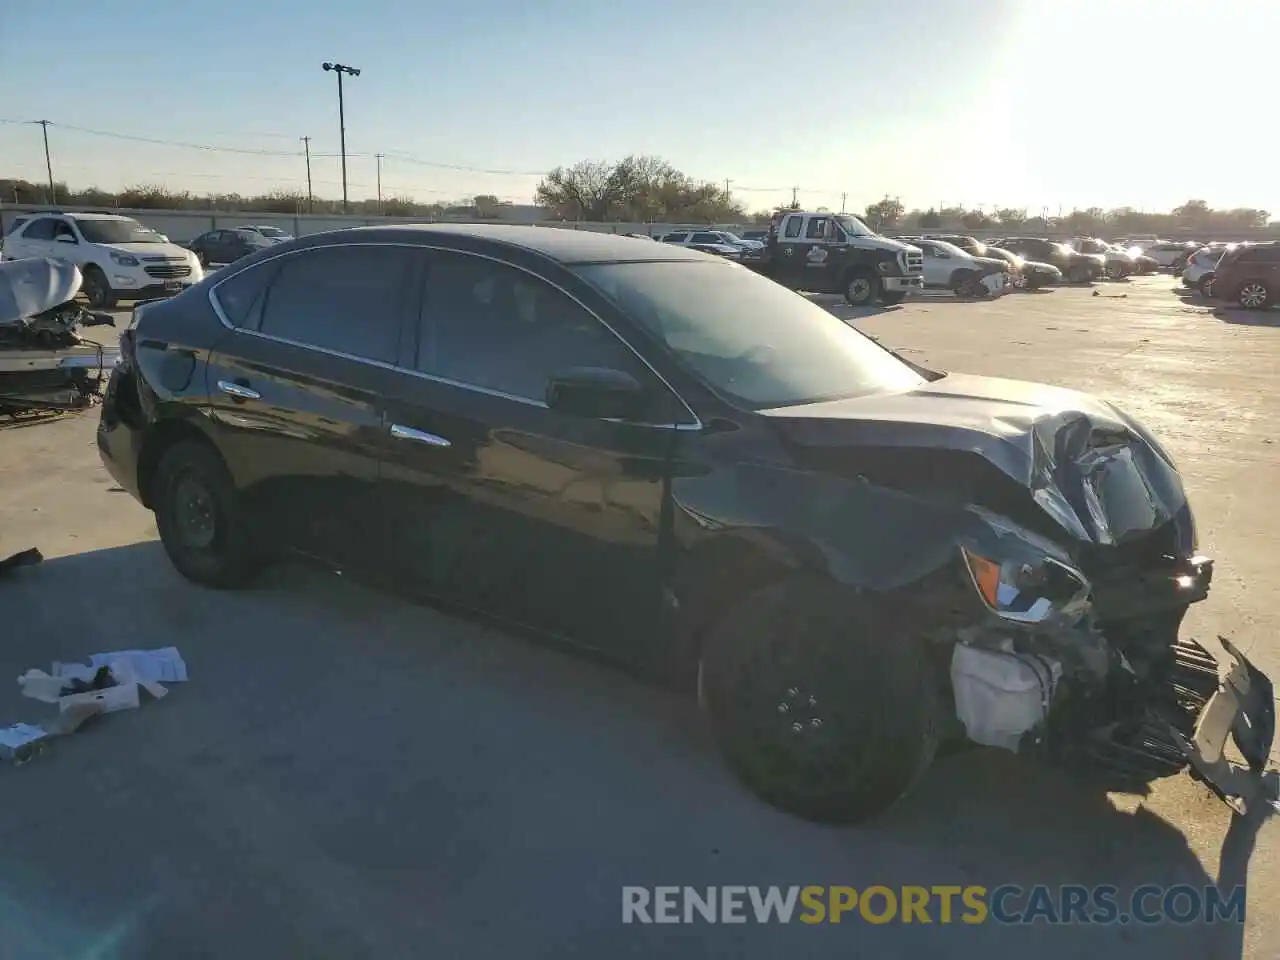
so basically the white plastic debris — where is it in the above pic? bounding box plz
[6,647,187,764]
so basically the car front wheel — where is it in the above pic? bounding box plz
[699,578,939,824]
[81,265,117,309]
[153,439,262,588]
[843,270,877,306]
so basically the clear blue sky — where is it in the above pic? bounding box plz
[1,0,1274,216]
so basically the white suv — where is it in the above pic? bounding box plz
[0,212,203,308]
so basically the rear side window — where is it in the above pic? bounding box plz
[256,245,415,364]
[212,261,279,329]
[4,217,29,237]
[1238,245,1280,263]
[21,218,57,241]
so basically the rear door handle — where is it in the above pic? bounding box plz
[389,423,451,448]
[217,379,261,401]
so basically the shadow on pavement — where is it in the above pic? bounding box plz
[0,541,1258,959]
[1211,306,1280,327]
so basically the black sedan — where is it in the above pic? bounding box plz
[186,228,274,267]
[97,224,1273,824]
[991,237,1104,283]
[982,245,1063,289]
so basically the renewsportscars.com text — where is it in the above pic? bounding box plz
[621,885,1245,925]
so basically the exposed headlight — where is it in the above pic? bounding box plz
[876,260,894,273]
[959,510,1092,625]
[110,252,139,266]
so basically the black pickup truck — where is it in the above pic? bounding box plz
[743,210,925,306]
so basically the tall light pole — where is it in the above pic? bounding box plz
[36,120,55,204]
[321,61,361,213]
[300,136,313,213]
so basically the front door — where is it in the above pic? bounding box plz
[375,248,675,659]
[204,243,417,566]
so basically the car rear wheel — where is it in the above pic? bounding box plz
[81,265,117,309]
[699,578,940,824]
[153,440,261,588]
[1067,264,1091,284]
[843,270,876,306]
[1198,274,1215,297]
[1105,261,1127,280]
[1237,281,1271,310]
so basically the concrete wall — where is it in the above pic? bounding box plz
[0,205,746,245]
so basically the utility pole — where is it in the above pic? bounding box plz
[300,136,313,213]
[376,153,384,213]
[723,179,731,203]
[840,192,847,213]
[322,61,362,213]
[791,186,799,208]
[36,120,55,204]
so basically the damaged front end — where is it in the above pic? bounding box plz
[948,497,1275,816]
[0,258,117,416]
[765,372,1277,814]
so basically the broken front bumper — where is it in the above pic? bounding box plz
[1172,637,1276,815]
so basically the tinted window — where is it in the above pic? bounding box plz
[805,218,828,240]
[691,232,721,244]
[415,251,641,402]
[22,218,57,241]
[784,217,803,239]
[51,220,77,241]
[212,261,280,329]
[4,217,29,237]
[663,232,689,243]
[1239,246,1280,263]
[256,246,414,363]
[575,260,925,410]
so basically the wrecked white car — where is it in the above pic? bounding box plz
[0,257,117,415]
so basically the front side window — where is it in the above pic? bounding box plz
[76,218,164,244]
[254,246,414,363]
[52,221,77,241]
[783,217,803,239]
[575,260,925,410]
[415,251,643,403]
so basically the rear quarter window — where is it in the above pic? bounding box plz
[211,261,280,329]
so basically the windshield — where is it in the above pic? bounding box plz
[931,240,969,258]
[835,215,874,237]
[77,218,164,244]
[573,261,925,409]
[255,226,288,238]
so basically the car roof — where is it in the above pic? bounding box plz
[333,223,714,264]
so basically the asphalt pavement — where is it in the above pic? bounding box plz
[0,276,1277,959]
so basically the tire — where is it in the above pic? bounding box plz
[195,249,209,268]
[1237,281,1272,310]
[153,440,261,588]
[699,578,940,824]
[843,270,876,307]
[878,288,907,306]
[1105,261,1127,280]
[81,265,117,309]
[1011,273,1029,290]
[1198,274,1215,298]
[1067,263,1091,284]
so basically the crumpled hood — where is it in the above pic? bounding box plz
[761,372,1190,547]
[0,258,82,324]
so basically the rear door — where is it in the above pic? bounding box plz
[375,248,681,658]
[204,243,418,566]
[10,217,57,260]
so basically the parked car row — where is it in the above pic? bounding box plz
[1178,240,1279,309]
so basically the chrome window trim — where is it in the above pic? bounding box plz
[207,240,702,431]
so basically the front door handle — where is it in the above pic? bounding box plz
[217,379,261,401]
[389,424,451,448]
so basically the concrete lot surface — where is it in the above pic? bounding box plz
[0,277,1277,959]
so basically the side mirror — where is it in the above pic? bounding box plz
[546,366,649,421]
[55,234,77,244]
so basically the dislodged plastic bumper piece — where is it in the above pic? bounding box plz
[1171,637,1277,816]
